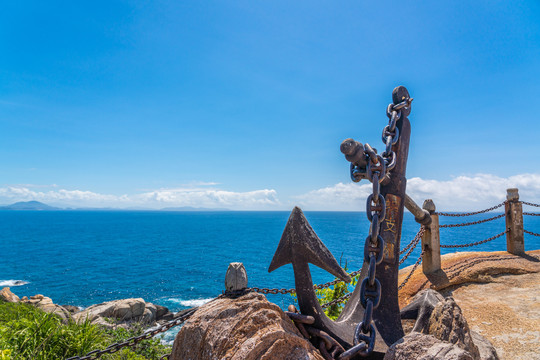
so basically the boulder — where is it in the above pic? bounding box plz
[0,287,20,303]
[37,303,72,324]
[170,292,325,360]
[73,298,158,325]
[155,304,173,321]
[428,297,480,359]
[61,305,81,314]
[384,332,474,360]
[471,331,499,360]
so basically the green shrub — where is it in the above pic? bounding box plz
[0,301,171,360]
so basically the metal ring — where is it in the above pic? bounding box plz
[366,155,386,183]
[360,278,381,309]
[385,151,396,171]
[368,255,377,286]
[353,322,376,352]
[366,194,386,221]
[364,235,385,264]
[367,194,386,221]
[382,125,399,145]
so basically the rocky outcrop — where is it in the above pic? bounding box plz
[170,292,325,360]
[384,332,474,360]
[428,297,480,359]
[0,287,20,302]
[400,289,444,333]
[73,298,160,328]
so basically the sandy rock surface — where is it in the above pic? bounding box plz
[398,250,540,360]
[170,292,325,360]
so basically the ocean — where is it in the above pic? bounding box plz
[1,210,539,342]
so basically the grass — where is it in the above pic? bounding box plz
[0,300,171,360]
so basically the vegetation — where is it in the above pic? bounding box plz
[0,300,171,360]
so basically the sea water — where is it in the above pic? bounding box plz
[1,210,538,342]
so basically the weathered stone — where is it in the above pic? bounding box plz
[0,287,20,303]
[73,298,150,324]
[61,305,81,314]
[384,332,474,360]
[428,297,480,359]
[37,303,72,324]
[400,289,444,333]
[225,262,248,291]
[471,331,499,360]
[155,304,171,320]
[170,292,324,360]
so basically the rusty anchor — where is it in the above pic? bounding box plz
[269,86,413,358]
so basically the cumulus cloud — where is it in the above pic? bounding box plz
[0,185,280,210]
[294,173,540,211]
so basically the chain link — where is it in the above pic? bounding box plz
[524,212,540,216]
[438,213,505,228]
[399,227,424,266]
[521,201,540,208]
[524,229,540,237]
[397,249,424,291]
[66,309,197,360]
[440,230,507,248]
[436,201,506,217]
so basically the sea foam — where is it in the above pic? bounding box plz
[0,280,29,287]
[167,297,213,307]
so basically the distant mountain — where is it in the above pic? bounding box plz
[160,206,230,212]
[0,201,60,211]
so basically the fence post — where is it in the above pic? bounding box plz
[421,199,441,274]
[505,188,525,255]
[225,262,248,292]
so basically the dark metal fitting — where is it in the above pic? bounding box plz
[366,194,386,221]
[368,255,377,285]
[306,327,334,350]
[364,236,385,264]
[363,143,378,163]
[360,278,381,308]
[361,301,373,331]
[367,155,386,183]
[384,151,397,170]
[382,125,399,145]
[350,164,367,183]
[340,138,367,167]
[392,97,413,111]
[285,312,315,324]
[353,323,376,356]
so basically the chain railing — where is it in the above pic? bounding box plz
[436,201,506,217]
[66,308,197,360]
[438,213,505,228]
[439,230,507,248]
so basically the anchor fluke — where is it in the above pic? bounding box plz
[268,206,351,283]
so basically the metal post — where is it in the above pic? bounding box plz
[421,199,441,274]
[505,188,525,255]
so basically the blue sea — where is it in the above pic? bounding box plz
[1,210,539,341]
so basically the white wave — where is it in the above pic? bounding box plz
[0,280,29,287]
[166,297,213,307]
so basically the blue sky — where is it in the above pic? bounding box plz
[1,1,539,210]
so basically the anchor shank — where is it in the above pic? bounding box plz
[372,88,412,346]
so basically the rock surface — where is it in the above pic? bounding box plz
[170,292,325,360]
[384,332,474,360]
[428,297,480,359]
[400,289,444,333]
[73,298,160,327]
[0,287,20,302]
[398,250,540,360]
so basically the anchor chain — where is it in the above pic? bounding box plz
[341,98,409,359]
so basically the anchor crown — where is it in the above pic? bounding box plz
[268,206,351,283]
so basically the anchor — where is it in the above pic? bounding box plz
[269,86,413,358]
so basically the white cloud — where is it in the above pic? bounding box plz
[0,185,280,210]
[294,173,540,211]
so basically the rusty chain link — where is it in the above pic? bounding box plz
[521,201,540,208]
[524,229,540,237]
[397,249,424,291]
[524,212,540,216]
[436,201,506,217]
[399,227,424,266]
[438,213,505,228]
[66,308,197,360]
[440,230,507,248]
